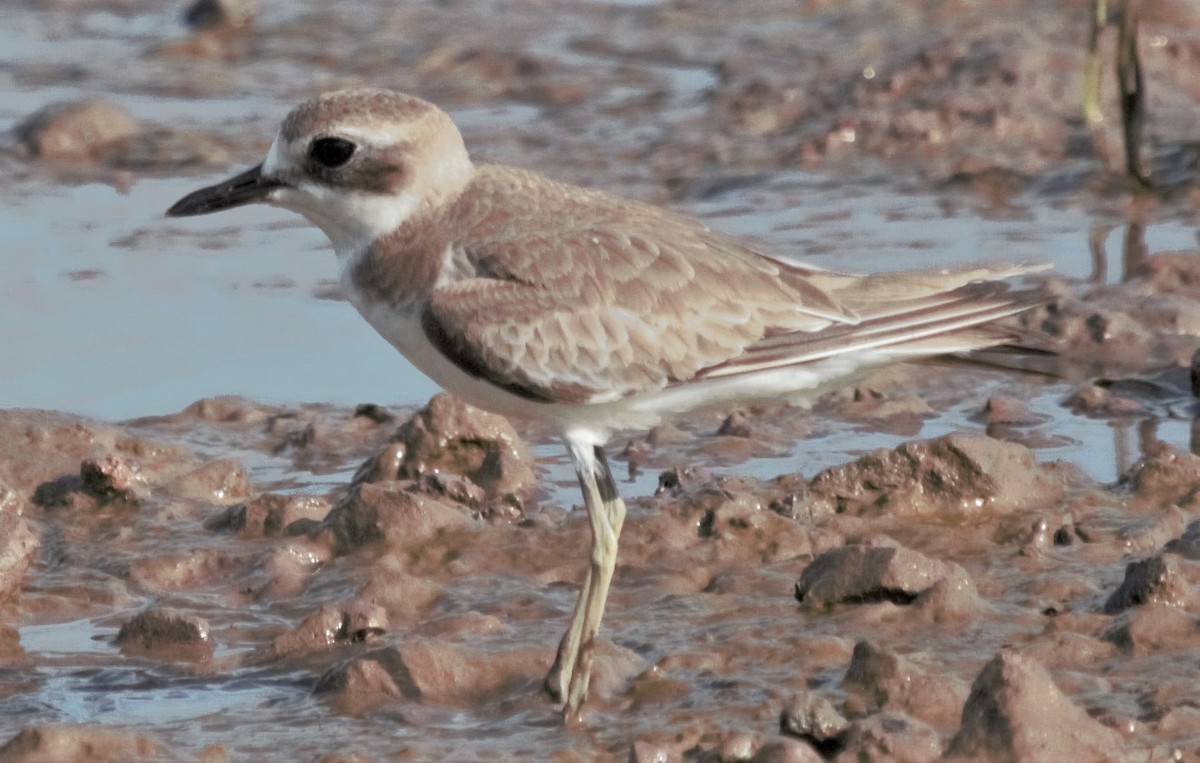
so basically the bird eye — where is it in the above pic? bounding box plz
[309,137,356,168]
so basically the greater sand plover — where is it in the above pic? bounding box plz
[167,88,1043,720]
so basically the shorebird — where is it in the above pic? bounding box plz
[167,88,1042,720]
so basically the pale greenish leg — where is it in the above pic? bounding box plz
[545,564,592,700]
[545,442,627,719]
[1082,0,1107,126]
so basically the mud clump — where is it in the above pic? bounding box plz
[15,100,139,161]
[796,536,978,615]
[945,650,1126,762]
[209,493,332,538]
[842,640,969,728]
[354,394,535,503]
[317,482,473,555]
[247,600,389,666]
[313,640,545,715]
[0,507,38,607]
[0,725,167,763]
[115,607,214,661]
[805,433,1061,517]
[1102,554,1193,615]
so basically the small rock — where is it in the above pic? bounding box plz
[351,442,406,485]
[389,394,535,500]
[249,599,389,665]
[317,482,472,554]
[629,738,683,763]
[0,511,39,606]
[945,650,1125,762]
[1164,519,1200,559]
[805,433,1061,516]
[209,493,331,537]
[1102,554,1191,614]
[780,690,848,747]
[352,403,394,424]
[128,548,243,593]
[842,641,967,727]
[253,538,333,599]
[717,730,760,761]
[749,737,825,763]
[0,724,166,762]
[357,393,537,501]
[314,640,544,713]
[115,607,213,661]
[833,713,941,763]
[80,454,145,501]
[655,465,714,495]
[341,599,389,643]
[1126,443,1200,507]
[795,536,977,612]
[412,473,487,509]
[980,395,1045,425]
[1103,603,1200,655]
[15,100,139,161]
[717,411,754,437]
[168,458,252,506]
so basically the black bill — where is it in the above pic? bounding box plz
[166,164,286,217]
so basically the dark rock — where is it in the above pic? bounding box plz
[79,454,145,501]
[115,607,213,661]
[1102,554,1191,614]
[352,403,394,424]
[796,536,976,612]
[184,0,255,30]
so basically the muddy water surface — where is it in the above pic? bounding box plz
[4,1,1200,761]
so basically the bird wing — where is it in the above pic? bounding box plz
[421,166,859,404]
[421,165,1038,405]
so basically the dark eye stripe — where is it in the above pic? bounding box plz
[309,136,356,168]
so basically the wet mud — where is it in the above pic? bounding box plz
[4,0,1200,761]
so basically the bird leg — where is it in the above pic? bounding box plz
[545,443,626,719]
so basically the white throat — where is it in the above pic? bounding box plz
[293,187,422,259]
[260,131,474,262]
